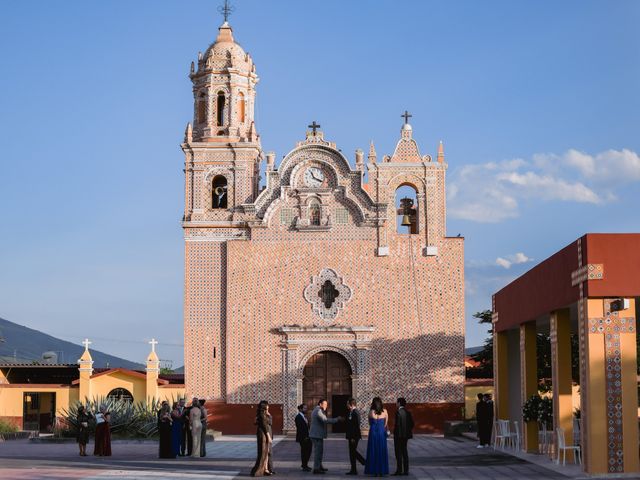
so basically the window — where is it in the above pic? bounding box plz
[308,199,321,226]
[216,91,226,126]
[212,175,228,209]
[197,93,206,124]
[238,92,245,123]
[318,280,340,308]
[107,388,133,403]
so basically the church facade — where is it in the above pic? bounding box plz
[182,20,465,434]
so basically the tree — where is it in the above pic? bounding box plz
[467,309,580,384]
[468,310,493,378]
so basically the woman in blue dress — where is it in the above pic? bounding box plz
[170,402,183,458]
[365,397,389,476]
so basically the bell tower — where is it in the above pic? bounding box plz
[182,7,261,400]
[182,13,261,223]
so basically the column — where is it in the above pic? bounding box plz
[520,322,538,453]
[550,309,573,461]
[281,344,299,434]
[581,298,639,474]
[493,329,509,420]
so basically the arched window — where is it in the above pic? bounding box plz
[395,185,418,234]
[308,198,321,226]
[216,91,226,126]
[237,92,245,123]
[107,388,133,403]
[212,175,228,209]
[197,92,206,124]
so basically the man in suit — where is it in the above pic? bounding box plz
[475,393,487,448]
[345,398,366,475]
[295,403,312,472]
[483,393,494,447]
[393,397,414,476]
[309,399,342,474]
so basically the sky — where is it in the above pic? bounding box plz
[0,1,638,367]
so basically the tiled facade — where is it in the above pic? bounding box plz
[182,20,464,433]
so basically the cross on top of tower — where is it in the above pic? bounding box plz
[82,338,91,350]
[218,0,234,23]
[149,338,158,353]
[401,110,412,124]
[308,121,321,135]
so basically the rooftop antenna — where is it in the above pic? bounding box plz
[218,0,234,23]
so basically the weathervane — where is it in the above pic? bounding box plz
[218,0,234,23]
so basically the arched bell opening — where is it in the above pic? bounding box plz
[395,184,418,234]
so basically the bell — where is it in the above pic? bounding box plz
[401,214,412,226]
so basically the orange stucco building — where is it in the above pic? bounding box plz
[493,233,640,475]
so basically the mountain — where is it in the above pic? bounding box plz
[464,346,484,355]
[0,317,143,369]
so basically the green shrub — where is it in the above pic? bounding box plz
[0,418,19,434]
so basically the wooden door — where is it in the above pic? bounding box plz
[302,351,352,433]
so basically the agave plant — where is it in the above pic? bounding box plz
[60,395,181,438]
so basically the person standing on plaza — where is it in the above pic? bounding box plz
[199,399,208,457]
[309,398,341,474]
[345,398,366,475]
[189,398,202,457]
[93,404,112,457]
[483,393,494,447]
[171,401,184,457]
[295,403,312,472]
[76,405,92,457]
[364,397,389,476]
[392,398,413,476]
[250,400,274,477]
[158,402,174,458]
[475,393,488,448]
[182,398,193,455]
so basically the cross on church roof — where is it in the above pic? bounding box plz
[82,338,91,350]
[401,110,412,124]
[149,338,158,353]
[308,121,321,135]
[218,0,234,23]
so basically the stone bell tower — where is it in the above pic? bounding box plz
[181,12,261,400]
[182,18,262,223]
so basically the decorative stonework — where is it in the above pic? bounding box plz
[589,299,635,473]
[571,263,604,286]
[303,268,352,322]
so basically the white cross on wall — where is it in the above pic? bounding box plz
[149,338,158,353]
[82,338,91,350]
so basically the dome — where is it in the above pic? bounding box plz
[198,22,253,74]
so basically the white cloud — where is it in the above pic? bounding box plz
[448,148,638,223]
[495,252,533,269]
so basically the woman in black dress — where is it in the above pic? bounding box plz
[158,402,174,458]
[250,400,274,476]
[76,405,92,456]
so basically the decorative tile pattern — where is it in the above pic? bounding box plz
[589,300,635,473]
[303,268,352,323]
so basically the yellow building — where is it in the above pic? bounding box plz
[0,339,184,432]
[493,234,639,475]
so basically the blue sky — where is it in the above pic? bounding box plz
[0,1,638,366]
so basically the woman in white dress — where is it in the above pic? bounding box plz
[189,399,202,457]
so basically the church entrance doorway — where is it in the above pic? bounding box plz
[303,351,352,433]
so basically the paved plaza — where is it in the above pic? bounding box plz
[0,435,591,480]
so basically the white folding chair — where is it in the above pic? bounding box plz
[508,420,521,450]
[556,427,581,465]
[493,419,508,450]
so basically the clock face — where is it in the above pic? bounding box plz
[304,167,325,188]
